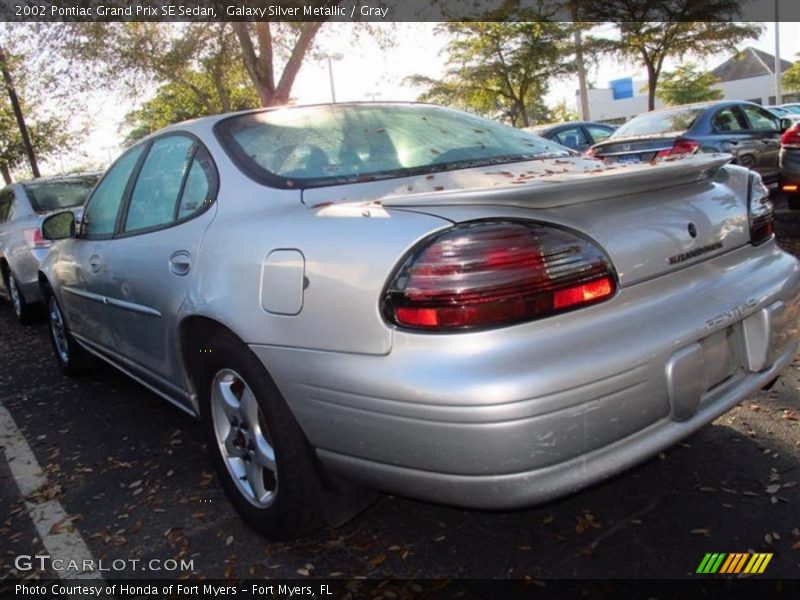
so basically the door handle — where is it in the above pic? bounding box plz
[169,251,192,276]
[88,255,101,273]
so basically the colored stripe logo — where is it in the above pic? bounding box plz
[696,553,773,574]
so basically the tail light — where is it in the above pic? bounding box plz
[383,221,617,331]
[656,139,700,158]
[780,124,800,148]
[22,227,52,249]
[748,173,773,245]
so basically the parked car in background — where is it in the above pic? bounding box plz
[38,103,799,540]
[781,104,800,115]
[780,122,800,208]
[766,105,800,122]
[525,121,616,153]
[589,101,788,183]
[0,173,99,323]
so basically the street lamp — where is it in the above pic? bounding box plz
[324,53,343,103]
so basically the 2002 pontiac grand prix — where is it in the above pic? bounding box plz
[36,103,800,538]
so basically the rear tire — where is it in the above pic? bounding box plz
[195,331,326,539]
[44,290,94,377]
[5,270,37,324]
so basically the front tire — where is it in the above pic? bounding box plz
[196,332,326,539]
[45,291,94,376]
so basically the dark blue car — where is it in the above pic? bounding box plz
[590,101,787,183]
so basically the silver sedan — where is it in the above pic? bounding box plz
[0,174,98,322]
[38,103,800,539]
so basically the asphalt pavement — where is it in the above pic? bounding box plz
[1,201,799,583]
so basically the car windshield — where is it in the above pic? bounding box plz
[215,104,568,187]
[783,105,800,115]
[23,176,98,213]
[612,106,707,138]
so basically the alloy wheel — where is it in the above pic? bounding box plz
[8,274,21,317]
[211,368,278,508]
[49,297,70,364]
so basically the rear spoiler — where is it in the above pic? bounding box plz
[380,154,732,210]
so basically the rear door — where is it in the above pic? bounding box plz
[103,133,218,394]
[738,103,782,179]
[550,125,591,152]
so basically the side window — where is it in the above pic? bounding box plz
[711,108,747,132]
[586,125,613,144]
[83,146,145,238]
[552,127,589,150]
[176,147,217,220]
[740,105,779,132]
[124,136,195,233]
[0,190,13,222]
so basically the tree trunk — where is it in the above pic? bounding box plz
[0,163,11,185]
[574,26,591,120]
[646,62,657,111]
[0,45,40,178]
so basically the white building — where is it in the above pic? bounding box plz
[583,47,797,124]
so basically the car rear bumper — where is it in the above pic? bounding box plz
[780,148,800,189]
[7,248,47,303]
[250,241,800,508]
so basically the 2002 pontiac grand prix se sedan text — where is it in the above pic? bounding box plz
[36,103,800,539]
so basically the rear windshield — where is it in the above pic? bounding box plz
[215,104,568,187]
[613,106,706,138]
[23,176,99,213]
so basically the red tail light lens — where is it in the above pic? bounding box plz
[656,139,700,158]
[748,173,774,245]
[22,228,52,249]
[781,125,800,148]
[383,221,617,330]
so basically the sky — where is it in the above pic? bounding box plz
[73,21,800,175]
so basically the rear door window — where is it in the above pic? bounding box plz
[123,136,195,233]
[586,125,613,144]
[711,107,748,132]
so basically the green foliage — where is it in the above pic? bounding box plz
[549,100,579,123]
[407,22,574,128]
[0,46,75,181]
[784,57,800,93]
[583,2,761,110]
[655,63,724,106]
[124,68,259,145]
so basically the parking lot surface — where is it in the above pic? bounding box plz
[1,202,800,582]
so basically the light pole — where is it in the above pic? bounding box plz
[325,53,343,103]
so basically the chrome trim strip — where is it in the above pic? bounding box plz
[63,286,105,304]
[598,147,672,157]
[105,296,162,318]
[63,286,162,317]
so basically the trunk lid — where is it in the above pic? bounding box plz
[592,134,681,164]
[304,154,750,287]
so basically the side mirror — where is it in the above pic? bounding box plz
[781,117,795,132]
[42,211,76,241]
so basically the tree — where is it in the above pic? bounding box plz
[123,67,259,145]
[784,57,800,93]
[0,38,75,183]
[549,99,579,123]
[407,22,574,127]
[655,63,723,105]
[584,1,761,111]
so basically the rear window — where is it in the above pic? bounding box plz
[613,107,706,138]
[215,104,568,188]
[23,176,99,213]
